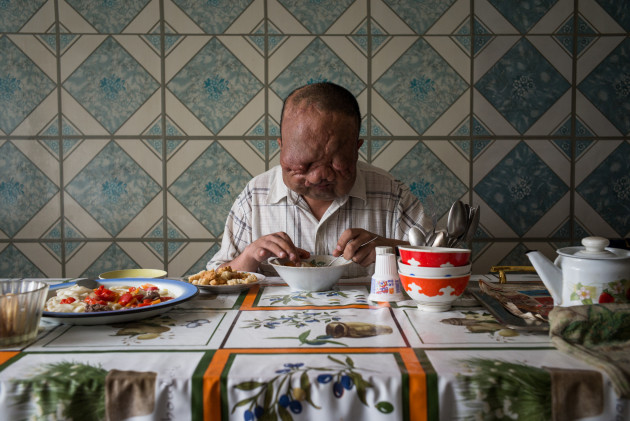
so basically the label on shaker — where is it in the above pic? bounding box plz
[370,278,402,295]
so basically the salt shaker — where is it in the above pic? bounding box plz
[368,248,404,302]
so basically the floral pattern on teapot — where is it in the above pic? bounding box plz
[571,279,630,305]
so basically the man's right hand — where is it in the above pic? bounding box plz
[227,232,310,272]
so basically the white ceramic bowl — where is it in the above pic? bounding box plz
[397,258,471,277]
[268,255,353,291]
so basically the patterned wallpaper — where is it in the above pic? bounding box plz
[0,0,629,278]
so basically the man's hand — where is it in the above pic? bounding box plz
[228,232,310,272]
[332,229,382,267]
[332,229,410,267]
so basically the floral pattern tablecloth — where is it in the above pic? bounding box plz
[0,276,628,421]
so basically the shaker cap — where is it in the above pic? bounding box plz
[375,246,394,255]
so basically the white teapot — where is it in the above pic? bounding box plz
[526,236,630,306]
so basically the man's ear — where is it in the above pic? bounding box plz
[277,137,282,148]
[357,138,364,150]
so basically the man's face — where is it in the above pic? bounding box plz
[279,102,362,202]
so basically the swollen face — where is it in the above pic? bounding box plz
[279,107,360,202]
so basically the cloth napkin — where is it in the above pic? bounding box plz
[548,304,630,399]
[105,369,157,421]
[545,366,603,421]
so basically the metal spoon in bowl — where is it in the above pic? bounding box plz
[76,278,99,289]
[327,236,378,266]
[420,195,438,248]
[463,206,480,243]
[453,205,479,247]
[446,201,467,247]
[431,230,447,247]
[409,226,426,246]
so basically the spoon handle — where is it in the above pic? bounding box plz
[464,207,480,243]
[76,278,100,289]
[328,236,378,266]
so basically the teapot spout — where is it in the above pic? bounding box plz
[526,250,563,303]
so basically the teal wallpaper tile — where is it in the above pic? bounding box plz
[0,36,56,134]
[63,36,159,134]
[374,38,468,134]
[0,141,59,237]
[65,141,161,236]
[168,37,263,134]
[171,0,254,34]
[0,0,48,32]
[65,0,151,33]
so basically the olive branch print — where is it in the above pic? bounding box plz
[269,329,348,346]
[241,310,342,329]
[265,290,367,306]
[232,356,394,421]
[241,311,347,346]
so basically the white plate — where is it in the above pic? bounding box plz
[42,278,199,325]
[194,273,265,293]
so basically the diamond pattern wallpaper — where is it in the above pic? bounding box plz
[0,0,629,278]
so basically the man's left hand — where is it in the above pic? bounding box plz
[332,229,381,267]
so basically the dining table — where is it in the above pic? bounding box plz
[0,273,628,421]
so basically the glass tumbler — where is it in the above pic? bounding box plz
[0,280,49,348]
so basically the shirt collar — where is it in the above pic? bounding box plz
[267,166,290,204]
[347,161,367,203]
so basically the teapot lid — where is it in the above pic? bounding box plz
[558,236,630,260]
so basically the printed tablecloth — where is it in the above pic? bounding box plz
[0,276,628,421]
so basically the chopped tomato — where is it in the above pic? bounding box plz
[60,297,76,305]
[84,296,107,306]
[93,285,117,302]
[74,283,170,311]
[118,292,135,307]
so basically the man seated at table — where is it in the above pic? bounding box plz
[207,82,430,277]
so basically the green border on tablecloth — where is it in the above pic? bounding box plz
[0,351,27,370]
[191,350,216,421]
[414,349,439,421]
[201,311,229,347]
[233,289,248,308]
[251,286,264,307]
[221,353,238,420]
[393,352,410,420]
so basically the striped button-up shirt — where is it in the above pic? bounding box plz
[207,161,426,278]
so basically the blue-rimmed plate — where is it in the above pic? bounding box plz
[42,278,198,325]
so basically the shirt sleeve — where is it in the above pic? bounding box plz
[206,185,254,270]
[394,181,428,241]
